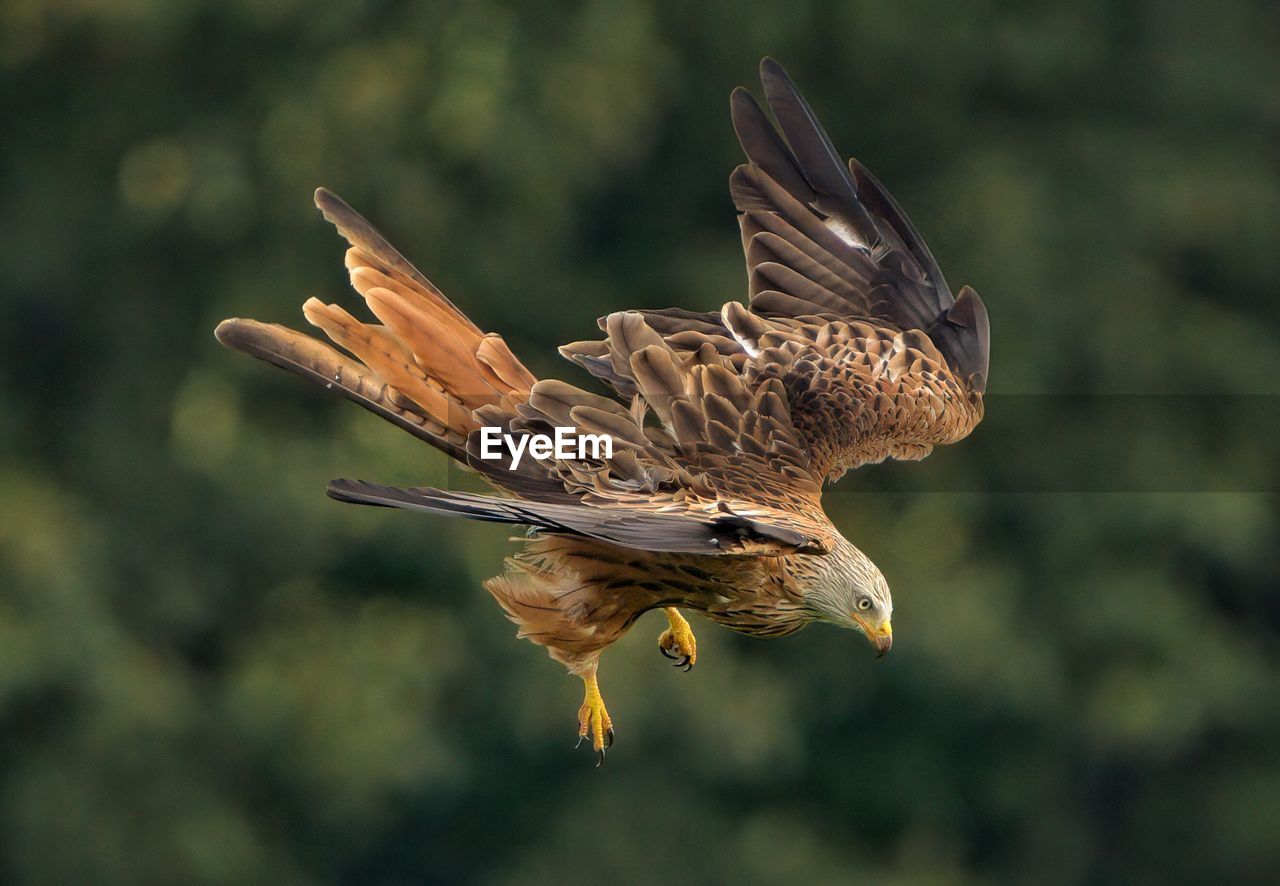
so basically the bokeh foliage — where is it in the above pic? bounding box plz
[2,0,1278,883]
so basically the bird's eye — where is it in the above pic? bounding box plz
[857,597,872,611]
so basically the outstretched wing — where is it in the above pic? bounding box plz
[220,192,836,557]
[219,60,988,554]
[341,309,841,557]
[732,59,988,383]
[564,58,989,482]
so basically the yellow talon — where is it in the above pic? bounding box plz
[576,670,614,766]
[658,607,698,671]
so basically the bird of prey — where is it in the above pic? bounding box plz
[216,58,989,764]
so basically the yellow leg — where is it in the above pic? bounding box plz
[575,668,614,766]
[658,606,698,671]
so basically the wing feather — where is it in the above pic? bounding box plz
[221,64,990,557]
[561,59,988,482]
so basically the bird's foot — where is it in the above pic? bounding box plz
[658,606,697,671]
[575,671,614,766]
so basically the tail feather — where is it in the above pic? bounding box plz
[300,298,473,437]
[314,187,481,335]
[217,188,538,467]
[213,319,469,459]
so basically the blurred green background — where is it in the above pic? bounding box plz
[2,0,1279,883]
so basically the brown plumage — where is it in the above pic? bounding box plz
[216,58,989,764]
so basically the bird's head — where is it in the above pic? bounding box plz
[797,536,893,657]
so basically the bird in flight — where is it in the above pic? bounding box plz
[216,58,989,764]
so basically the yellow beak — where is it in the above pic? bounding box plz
[853,614,893,658]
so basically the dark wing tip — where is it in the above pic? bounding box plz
[729,86,760,126]
[313,187,352,229]
[759,56,785,79]
[213,317,243,348]
[935,285,990,393]
[313,186,339,211]
[955,285,990,384]
[758,57,801,100]
[214,317,267,353]
[328,477,368,500]
[314,186,366,230]
[327,478,411,508]
[326,477,363,502]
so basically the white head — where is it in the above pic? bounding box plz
[796,535,893,656]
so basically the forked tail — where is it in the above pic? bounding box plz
[215,188,537,463]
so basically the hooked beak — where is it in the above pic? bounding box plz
[852,614,893,658]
